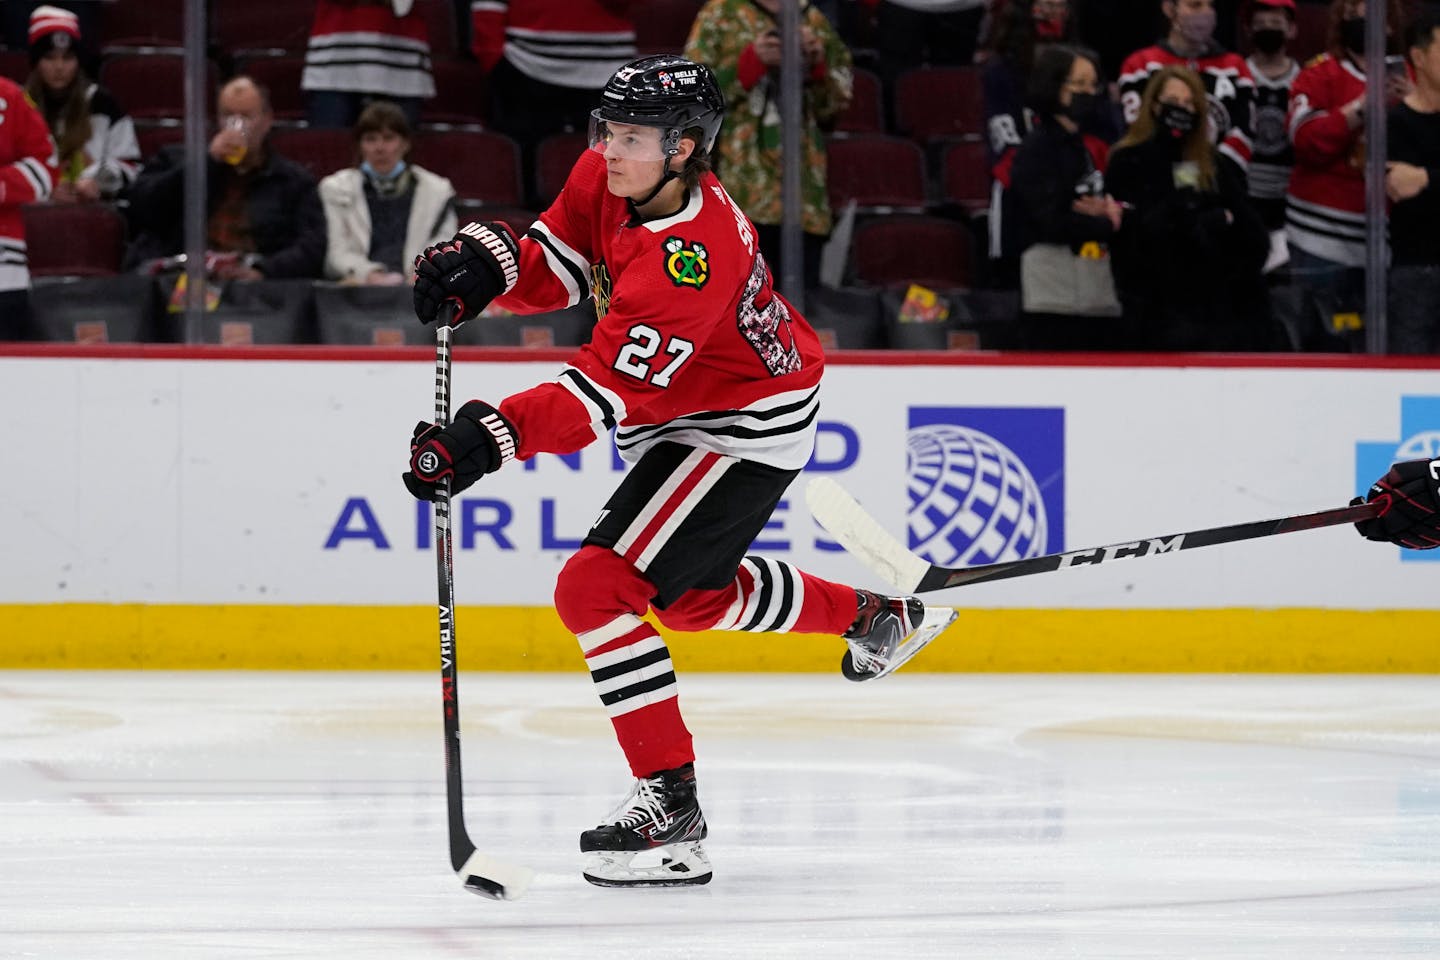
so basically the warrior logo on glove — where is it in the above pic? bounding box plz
[1352,458,1440,549]
[412,221,521,325]
[402,400,520,501]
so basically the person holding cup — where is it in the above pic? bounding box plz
[122,76,326,282]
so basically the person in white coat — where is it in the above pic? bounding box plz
[319,100,456,285]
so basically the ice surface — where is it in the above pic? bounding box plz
[2,671,1439,959]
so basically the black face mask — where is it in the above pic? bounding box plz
[1340,16,1366,54]
[1251,28,1286,55]
[1065,91,1101,122]
[1156,102,1198,137]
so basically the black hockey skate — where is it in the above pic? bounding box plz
[841,589,959,681]
[580,763,712,888]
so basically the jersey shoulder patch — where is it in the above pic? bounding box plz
[661,235,710,290]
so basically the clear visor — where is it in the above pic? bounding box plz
[587,111,670,161]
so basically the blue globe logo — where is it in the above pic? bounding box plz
[906,424,1049,567]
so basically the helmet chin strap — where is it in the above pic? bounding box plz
[628,159,681,210]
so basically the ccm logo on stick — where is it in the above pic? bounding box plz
[1057,536,1184,567]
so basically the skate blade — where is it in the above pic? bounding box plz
[863,606,959,681]
[582,842,713,888]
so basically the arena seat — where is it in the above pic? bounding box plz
[826,134,928,211]
[268,127,357,181]
[99,0,185,52]
[426,59,488,125]
[212,0,313,58]
[0,50,28,84]
[22,203,126,278]
[849,215,975,290]
[893,66,984,143]
[412,130,523,205]
[535,132,589,206]
[97,54,217,121]
[633,0,704,55]
[938,139,992,216]
[804,285,886,350]
[238,57,307,121]
[834,68,884,134]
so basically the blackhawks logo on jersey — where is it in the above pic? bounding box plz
[590,260,613,321]
[663,236,709,290]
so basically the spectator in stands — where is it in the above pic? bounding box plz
[1279,0,1408,350]
[123,77,326,282]
[1386,10,1440,354]
[1244,0,1301,230]
[0,73,58,338]
[302,0,436,130]
[1119,0,1257,177]
[1107,64,1271,349]
[1008,44,1129,348]
[23,5,140,203]
[319,100,458,285]
[982,0,1081,284]
[685,0,853,291]
[473,0,637,207]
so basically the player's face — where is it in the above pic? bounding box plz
[591,119,671,198]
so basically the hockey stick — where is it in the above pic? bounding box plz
[806,476,1383,595]
[429,306,534,900]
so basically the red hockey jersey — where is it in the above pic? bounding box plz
[470,0,636,88]
[0,79,58,293]
[1284,53,1367,266]
[492,148,824,471]
[302,0,435,99]
[1119,42,1255,171]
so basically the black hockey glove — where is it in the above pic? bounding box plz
[402,400,519,501]
[412,221,520,325]
[1351,458,1440,549]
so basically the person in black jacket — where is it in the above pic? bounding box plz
[1008,43,1127,349]
[1106,64,1271,351]
[122,77,326,281]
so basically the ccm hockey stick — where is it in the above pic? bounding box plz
[806,476,1383,595]
[427,306,534,900]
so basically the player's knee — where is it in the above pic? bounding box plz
[554,545,653,634]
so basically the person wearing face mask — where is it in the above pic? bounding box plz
[1244,0,1301,230]
[1279,0,1410,350]
[1107,64,1271,349]
[982,0,1089,284]
[318,100,458,285]
[1008,44,1131,348]
[1119,0,1257,177]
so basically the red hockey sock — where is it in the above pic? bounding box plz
[656,556,858,635]
[556,545,694,777]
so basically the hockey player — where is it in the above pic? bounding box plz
[401,55,957,888]
[1119,0,1257,173]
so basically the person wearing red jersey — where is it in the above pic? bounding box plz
[1279,0,1409,349]
[302,0,436,129]
[1119,0,1257,174]
[401,55,957,888]
[0,73,59,338]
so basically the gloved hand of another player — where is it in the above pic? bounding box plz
[402,400,520,501]
[1351,458,1440,549]
[412,221,521,325]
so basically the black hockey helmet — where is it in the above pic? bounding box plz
[593,55,725,157]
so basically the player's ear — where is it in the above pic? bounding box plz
[672,135,696,167]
